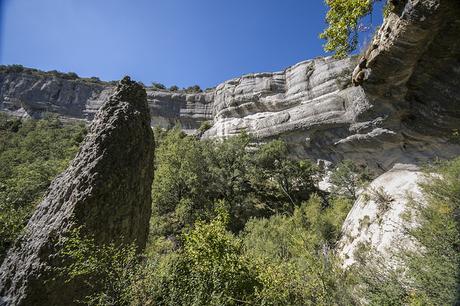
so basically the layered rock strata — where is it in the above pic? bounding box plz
[338,0,460,262]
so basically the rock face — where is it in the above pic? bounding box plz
[0,77,154,306]
[338,164,423,267]
[2,5,459,169]
[337,0,460,261]
[147,89,213,133]
[0,67,112,121]
[0,66,213,132]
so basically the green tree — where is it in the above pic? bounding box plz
[329,159,371,201]
[151,131,321,236]
[58,227,140,306]
[150,128,211,238]
[249,140,319,215]
[169,85,179,92]
[151,82,166,90]
[138,211,260,306]
[185,85,202,93]
[320,0,383,58]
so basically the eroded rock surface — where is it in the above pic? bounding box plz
[338,0,460,261]
[0,66,213,132]
[338,164,423,267]
[2,11,459,169]
[0,77,154,306]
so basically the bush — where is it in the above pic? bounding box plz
[329,160,371,201]
[58,227,139,305]
[354,157,460,305]
[151,82,166,90]
[185,85,202,93]
[66,72,79,79]
[150,130,321,237]
[131,194,355,306]
[197,121,212,134]
[9,64,25,73]
[242,195,355,304]
[128,210,260,306]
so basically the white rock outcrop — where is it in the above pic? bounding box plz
[338,164,423,267]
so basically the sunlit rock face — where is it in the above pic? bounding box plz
[338,164,424,267]
[146,89,214,133]
[1,1,459,172]
[206,57,357,139]
[0,68,214,133]
[338,0,460,264]
[0,68,112,120]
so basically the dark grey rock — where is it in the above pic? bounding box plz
[0,76,154,306]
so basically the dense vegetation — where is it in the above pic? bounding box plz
[0,115,459,305]
[353,159,460,305]
[58,128,358,305]
[0,113,86,261]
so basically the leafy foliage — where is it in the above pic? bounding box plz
[354,157,460,305]
[151,130,320,238]
[3,111,459,305]
[0,114,86,260]
[403,159,460,305]
[58,227,140,306]
[197,121,212,134]
[329,159,371,201]
[126,195,355,306]
[320,0,383,58]
[184,85,202,93]
[144,211,260,306]
[151,82,166,90]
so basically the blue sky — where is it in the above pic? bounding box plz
[0,0,383,88]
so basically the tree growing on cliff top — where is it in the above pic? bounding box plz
[321,0,387,58]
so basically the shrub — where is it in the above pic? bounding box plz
[185,85,202,93]
[370,186,393,219]
[66,72,79,79]
[329,159,371,201]
[197,121,212,134]
[58,227,140,305]
[9,64,25,73]
[242,195,356,304]
[354,157,460,305]
[150,130,321,237]
[151,82,166,90]
[135,211,260,306]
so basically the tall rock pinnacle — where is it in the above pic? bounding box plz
[0,76,155,306]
